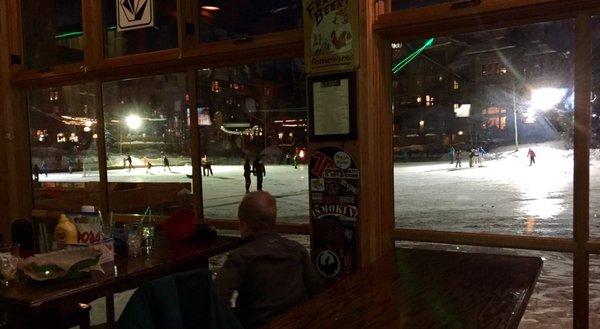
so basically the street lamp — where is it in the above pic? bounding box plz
[126,114,142,130]
[120,114,143,154]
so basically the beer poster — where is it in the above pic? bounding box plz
[303,0,359,74]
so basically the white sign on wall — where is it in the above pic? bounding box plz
[117,0,154,32]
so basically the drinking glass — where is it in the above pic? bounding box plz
[141,222,155,252]
[124,224,142,257]
[0,244,20,286]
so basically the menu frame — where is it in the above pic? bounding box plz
[307,72,357,141]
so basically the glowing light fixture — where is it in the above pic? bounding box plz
[125,114,142,130]
[529,88,568,112]
[201,5,220,11]
[524,87,568,122]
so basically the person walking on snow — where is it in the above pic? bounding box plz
[449,145,455,164]
[455,150,462,168]
[527,148,536,166]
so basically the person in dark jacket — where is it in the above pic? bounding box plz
[527,148,536,166]
[41,161,49,177]
[243,158,252,193]
[214,192,322,329]
[252,157,266,191]
[163,154,172,173]
[32,164,40,182]
[455,149,462,168]
[67,158,74,174]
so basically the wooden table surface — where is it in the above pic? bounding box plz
[264,248,543,329]
[0,235,242,319]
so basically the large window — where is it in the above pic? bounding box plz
[196,59,308,222]
[103,0,178,57]
[102,73,191,215]
[21,0,84,69]
[27,83,101,212]
[392,20,575,237]
[198,0,302,42]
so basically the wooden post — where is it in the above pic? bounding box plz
[573,12,591,329]
[354,0,394,265]
[82,0,104,68]
[0,0,33,240]
[187,68,205,221]
[94,81,110,220]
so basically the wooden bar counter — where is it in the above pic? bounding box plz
[264,248,543,329]
[0,235,242,328]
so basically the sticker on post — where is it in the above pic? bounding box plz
[316,250,341,278]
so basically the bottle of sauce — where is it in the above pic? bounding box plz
[54,214,78,247]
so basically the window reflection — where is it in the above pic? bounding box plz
[103,0,178,57]
[199,0,302,42]
[21,0,84,69]
[103,74,191,215]
[196,59,309,222]
[392,20,575,237]
[28,84,101,212]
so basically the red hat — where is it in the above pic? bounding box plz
[164,208,196,241]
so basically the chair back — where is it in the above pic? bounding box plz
[11,218,34,257]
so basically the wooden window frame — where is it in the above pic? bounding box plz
[375,1,600,328]
[12,0,306,234]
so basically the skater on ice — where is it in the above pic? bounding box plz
[41,161,49,177]
[203,155,213,176]
[67,158,75,174]
[527,148,536,166]
[143,156,153,174]
[32,163,40,182]
[455,149,462,168]
[163,153,172,172]
[253,156,266,191]
[469,148,476,168]
[477,146,485,167]
[449,145,455,164]
[126,154,133,171]
[244,158,252,193]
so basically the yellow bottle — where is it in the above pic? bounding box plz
[54,214,78,246]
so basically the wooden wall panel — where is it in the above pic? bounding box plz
[0,0,33,242]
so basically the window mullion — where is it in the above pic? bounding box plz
[573,12,592,329]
